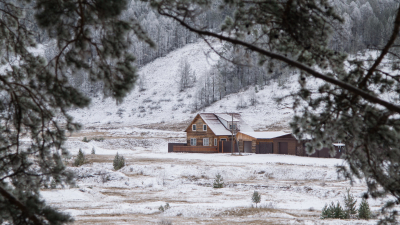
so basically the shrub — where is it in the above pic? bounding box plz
[74,149,85,167]
[50,180,57,189]
[113,152,125,170]
[321,202,345,219]
[343,189,357,219]
[159,203,170,212]
[213,173,224,188]
[252,191,261,208]
[91,147,96,155]
[82,137,89,142]
[358,198,371,220]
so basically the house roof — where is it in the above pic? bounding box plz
[185,113,254,136]
[240,131,289,139]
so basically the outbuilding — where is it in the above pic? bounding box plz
[236,131,298,155]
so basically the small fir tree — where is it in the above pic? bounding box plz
[82,137,89,142]
[91,147,96,155]
[358,198,371,220]
[113,152,125,170]
[321,204,333,219]
[343,189,357,219]
[321,202,345,219]
[213,173,224,188]
[74,149,85,167]
[333,202,345,219]
[252,191,261,208]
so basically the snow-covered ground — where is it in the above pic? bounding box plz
[41,127,381,225]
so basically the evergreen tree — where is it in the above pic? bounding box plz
[113,152,125,170]
[321,204,334,219]
[343,189,357,219]
[213,173,224,188]
[91,147,96,155]
[358,198,371,220]
[252,191,261,208]
[0,1,153,223]
[74,149,86,167]
[333,202,345,219]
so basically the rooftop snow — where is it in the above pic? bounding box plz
[199,113,253,136]
[241,131,289,139]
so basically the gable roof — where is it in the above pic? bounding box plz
[240,131,289,139]
[185,113,254,136]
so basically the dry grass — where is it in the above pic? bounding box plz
[219,207,281,217]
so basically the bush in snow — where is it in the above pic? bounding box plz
[343,189,357,219]
[91,147,96,155]
[82,137,89,142]
[113,152,125,170]
[251,191,261,208]
[159,203,170,212]
[213,173,224,188]
[321,202,345,219]
[358,198,371,220]
[74,149,86,167]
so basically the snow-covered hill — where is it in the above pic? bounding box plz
[69,39,299,131]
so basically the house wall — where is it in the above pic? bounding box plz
[237,133,256,153]
[186,115,216,146]
[186,115,231,152]
[272,136,298,155]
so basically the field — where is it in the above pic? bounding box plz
[40,125,381,225]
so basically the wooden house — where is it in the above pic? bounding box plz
[236,131,298,154]
[170,113,254,153]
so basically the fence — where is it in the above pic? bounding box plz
[173,145,218,153]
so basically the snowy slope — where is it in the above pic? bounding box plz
[69,39,299,131]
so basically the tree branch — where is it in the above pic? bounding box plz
[359,8,400,88]
[0,186,43,225]
[158,10,400,114]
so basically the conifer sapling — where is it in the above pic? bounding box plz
[213,173,224,188]
[74,149,86,167]
[358,198,371,220]
[252,191,261,208]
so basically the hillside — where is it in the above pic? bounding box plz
[69,39,298,132]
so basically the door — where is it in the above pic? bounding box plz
[243,141,252,153]
[279,142,288,154]
[258,142,273,154]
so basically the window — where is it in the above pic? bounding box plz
[192,124,196,131]
[190,138,197,146]
[203,124,207,131]
[229,124,236,130]
[203,138,209,146]
[214,138,217,146]
[221,138,227,141]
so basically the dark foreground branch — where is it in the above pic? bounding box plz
[158,10,400,114]
[0,186,43,225]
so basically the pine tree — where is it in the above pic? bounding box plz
[321,204,333,219]
[252,191,261,208]
[333,202,345,219]
[74,149,86,167]
[113,152,125,170]
[213,173,224,188]
[91,147,96,155]
[343,189,357,219]
[358,198,371,220]
[0,0,154,223]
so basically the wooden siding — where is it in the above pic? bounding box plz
[173,146,218,153]
[273,138,297,155]
[186,114,216,146]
